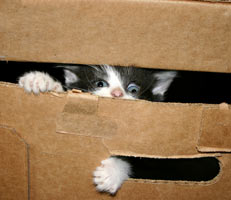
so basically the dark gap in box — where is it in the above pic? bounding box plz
[116,156,220,182]
[1,61,231,104]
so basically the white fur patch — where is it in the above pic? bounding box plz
[18,71,64,94]
[64,69,78,86]
[93,65,135,100]
[152,71,177,96]
[93,157,131,194]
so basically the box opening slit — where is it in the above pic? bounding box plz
[115,156,220,182]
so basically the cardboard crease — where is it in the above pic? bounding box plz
[1,0,231,198]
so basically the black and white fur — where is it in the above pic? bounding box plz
[18,64,177,194]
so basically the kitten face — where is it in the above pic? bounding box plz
[87,65,135,99]
[62,65,177,101]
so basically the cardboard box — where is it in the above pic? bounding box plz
[1,83,231,200]
[1,0,231,73]
[1,0,231,199]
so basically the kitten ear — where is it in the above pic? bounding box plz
[152,71,177,96]
[56,65,79,86]
[64,69,78,85]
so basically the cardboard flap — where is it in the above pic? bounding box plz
[56,91,117,138]
[98,99,204,156]
[1,0,231,72]
[57,92,205,156]
[198,103,231,152]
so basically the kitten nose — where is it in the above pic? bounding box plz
[111,88,124,98]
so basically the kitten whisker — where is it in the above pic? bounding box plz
[83,68,96,90]
[139,78,156,96]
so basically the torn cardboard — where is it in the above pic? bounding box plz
[1,0,231,199]
[1,83,231,199]
[56,91,118,138]
[57,91,204,156]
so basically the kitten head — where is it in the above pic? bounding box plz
[60,65,177,101]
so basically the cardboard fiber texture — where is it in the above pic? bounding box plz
[1,0,231,199]
[0,0,231,73]
[0,126,28,200]
[1,83,231,199]
[198,104,231,152]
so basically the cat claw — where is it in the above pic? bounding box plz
[19,71,64,94]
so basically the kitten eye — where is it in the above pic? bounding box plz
[127,83,140,94]
[95,80,109,88]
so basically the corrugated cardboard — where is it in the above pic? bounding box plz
[0,126,28,200]
[0,83,231,199]
[0,0,231,72]
[1,0,231,199]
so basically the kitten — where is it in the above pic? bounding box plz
[18,64,177,194]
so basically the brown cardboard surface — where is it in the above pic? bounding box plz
[57,91,204,156]
[1,0,231,199]
[0,83,111,199]
[0,126,28,200]
[56,92,231,157]
[198,104,231,152]
[56,92,118,138]
[1,83,231,199]
[0,0,231,72]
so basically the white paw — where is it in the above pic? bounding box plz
[18,71,64,94]
[93,157,131,194]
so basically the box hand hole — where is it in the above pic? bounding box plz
[116,156,220,182]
